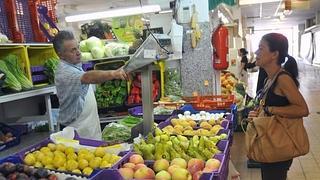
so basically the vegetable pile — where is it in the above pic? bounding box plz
[43,57,59,84]
[118,116,142,128]
[95,80,127,108]
[0,54,33,91]
[164,68,182,97]
[102,123,131,142]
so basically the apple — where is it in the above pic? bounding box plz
[123,162,136,169]
[134,163,147,171]
[187,158,205,175]
[167,165,180,175]
[134,167,155,179]
[202,167,213,173]
[129,154,144,164]
[155,170,171,180]
[118,168,134,180]
[171,167,192,180]
[153,159,170,172]
[170,158,187,169]
[205,159,221,171]
[193,171,203,180]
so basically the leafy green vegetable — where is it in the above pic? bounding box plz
[44,57,59,84]
[165,68,182,96]
[3,54,33,90]
[102,123,131,142]
[0,60,22,91]
[95,79,127,108]
[119,116,142,128]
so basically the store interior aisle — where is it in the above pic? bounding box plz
[231,62,320,180]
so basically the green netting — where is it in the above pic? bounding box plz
[209,0,236,10]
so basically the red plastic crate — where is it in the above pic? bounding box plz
[14,0,34,42]
[39,0,57,23]
[184,95,235,111]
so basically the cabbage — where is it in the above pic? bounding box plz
[0,33,9,43]
[91,47,105,59]
[104,42,130,57]
[86,36,103,51]
[79,40,89,52]
[104,45,113,57]
[81,52,93,61]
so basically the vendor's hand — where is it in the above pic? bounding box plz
[113,68,129,80]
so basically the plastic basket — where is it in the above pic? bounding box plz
[0,45,32,81]
[27,45,58,66]
[0,123,21,152]
[128,105,182,122]
[0,0,12,40]
[183,95,235,111]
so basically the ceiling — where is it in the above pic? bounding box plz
[240,0,320,30]
[57,0,320,31]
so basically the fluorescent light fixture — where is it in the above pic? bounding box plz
[158,9,173,14]
[65,5,161,22]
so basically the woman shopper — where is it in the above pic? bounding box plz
[248,33,309,180]
[239,48,249,84]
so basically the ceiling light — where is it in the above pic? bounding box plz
[158,9,172,14]
[65,5,161,22]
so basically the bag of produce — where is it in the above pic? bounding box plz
[102,123,131,143]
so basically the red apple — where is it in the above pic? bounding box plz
[168,165,180,175]
[193,171,203,180]
[187,158,205,175]
[123,162,135,169]
[134,163,147,171]
[129,154,144,164]
[205,158,221,171]
[118,167,134,180]
[155,170,171,180]
[134,167,155,179]
[170,158,187,169]
[153,159,170,172]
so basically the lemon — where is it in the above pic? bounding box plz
[56,143,66,152]
[24,154,36,166]
[100,160,112,168]
[82,167,93,176]
[67,153,78,160]
[72,169,82,174]
[47,143,56,151]
[35,151,45,162]
[89,157,101,169]
[34,161,43,168]
[41,156,53,166]
[65,147,75,155]
[44,151,54,158]
[78,153,86,161]
[94,147,106,157]
[110,154,120,164]
[57,166,67,171]
[78,159,89,170]
[53,156,66,168]
[84,152,95,162]
[78,148,89,155]
[40,147,51,154]
[66,159,78,171]
[45,164,55,170]
[102,153,111,162]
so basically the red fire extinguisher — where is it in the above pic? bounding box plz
[212,24,229,70]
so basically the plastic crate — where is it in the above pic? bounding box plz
[27,45,58,66]
[128,105,183,122]
[32,74,48,82]
[14,136,130,179]
[0,0,12,40]
[14,0,34,42]
[99,152,227,180]
[39,0,57,23]
[0,45,32,81]
[183,95,235,111]
[31,65,45,73]
[0,123,21,152]
[82,62,94,71]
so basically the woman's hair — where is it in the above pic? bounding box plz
[52,30,75,54]
[262,33,299,87]
[239,48,248,55]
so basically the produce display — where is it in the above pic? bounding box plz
[79,36,130,61]
[0,54,33,91]
[0,162,58,180]
[101,123,131,143]
[43,57,59,84]
[133,128,224,161]
[127,73,160,105]
[118,116,142,128]
[117,153,221,180]
[0,131,15,144]
[95,80,127,108]
[164,68,182,97]
[23,143,121,176]
[220,71,237,95]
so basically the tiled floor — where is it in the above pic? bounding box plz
[231,62,320,180]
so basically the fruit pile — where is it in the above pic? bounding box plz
[23,143,121,176]
[0,162,58,180]
[133,128,226,161]
[221,71,237,95]
[118,154,221,180]
[0,132,16,144]
[161,118,227,136]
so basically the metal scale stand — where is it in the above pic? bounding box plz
[123,34,172,135]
